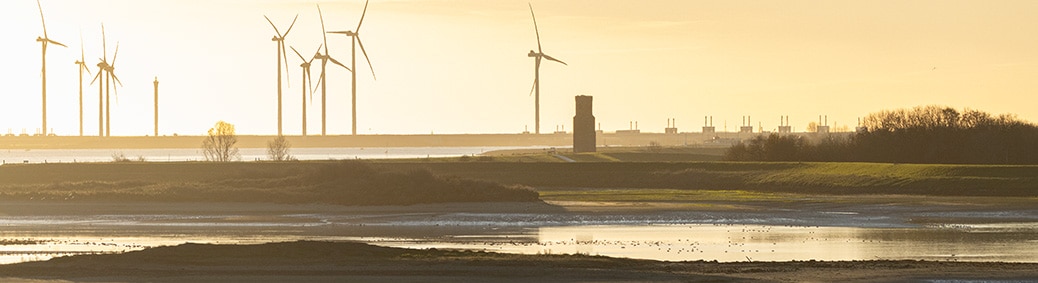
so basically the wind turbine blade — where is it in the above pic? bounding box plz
[36,0,48,38]
[264,15,281,35]
[326,31,351,34]
[113,79,120,104]
[542,54,567,66]
[530,3,542,53]
[90,71,103,85]
[110,72,124,87]
[309,44,323,63]
[307,69,314,103]
[282,42,291,88]
[48,39,67,48]
[80,32,87,63]
[318,4,329,54]
[529,78,537,96]
[327,56,351,72]
[312,72,324,95]
[290,46,306,62]
[356,0,370,32]
[356,36,376,80]
[283,14,299,37]
[111,42,120,67]
[101,24,108,62]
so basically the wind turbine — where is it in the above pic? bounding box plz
[313,4,350,136]
[264,14,298,137]
[90,24,122,137]
[103,42,123,137]
[91,25,108,136]
[291,45,321,136]
[328,0,376,136]
[526,3,567,135]
[74,35,92,137]
[36,0,67,136]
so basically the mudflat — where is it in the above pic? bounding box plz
[0,241,1035,282]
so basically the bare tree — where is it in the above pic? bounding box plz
[202,121,240,162]
[267,135,293,161]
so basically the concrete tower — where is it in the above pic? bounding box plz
[573,95,595,153]
[153,77,159,137]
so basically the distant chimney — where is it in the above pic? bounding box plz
[573,95,596,153]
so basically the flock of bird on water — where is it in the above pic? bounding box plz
[29,0,566,138]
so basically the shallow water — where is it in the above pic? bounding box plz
[2,209,1035,264]
[383,223,1038,262]
[0,146,540,163]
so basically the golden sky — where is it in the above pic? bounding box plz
[2,0,1036,136]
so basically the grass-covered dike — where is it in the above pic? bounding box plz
[1,160,1035,205]
[0,161,539,205]
[396,161,1038,197]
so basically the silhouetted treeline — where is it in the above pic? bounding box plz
[726,106,1038,164]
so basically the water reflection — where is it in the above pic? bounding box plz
[374,224,1038,263]
[2,209,1035,264]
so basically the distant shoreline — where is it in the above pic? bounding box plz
[0,132,812,149]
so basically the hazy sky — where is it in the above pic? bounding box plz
[2,0,1037,136]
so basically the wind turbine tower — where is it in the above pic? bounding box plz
[526,3,567,134]
[328,0,376,136]
[36,0,67,136]
[103,43,123,137]
[74,37,92,136]
[92,25,109,136]
[292,45,321,136]
[90,25,123,137]
[265,15,298,136]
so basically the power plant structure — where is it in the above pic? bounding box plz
[816,115,830,134]
[665,118,678,134]
[778,116,791,134]
[702,116,715,134]
[740,116,754,134]
[572,95,595,153]
[616,121,640,134]
[856,117,868,133]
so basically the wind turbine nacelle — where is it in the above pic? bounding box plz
[527,50,538,57]
[271,36,281,41]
